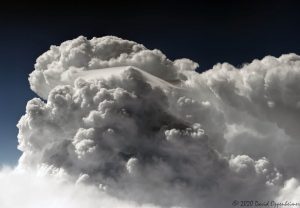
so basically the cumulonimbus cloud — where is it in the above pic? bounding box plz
[2,36,300,208]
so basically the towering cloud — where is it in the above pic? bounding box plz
[2,36,300,208]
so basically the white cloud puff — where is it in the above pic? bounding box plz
[276,178,300,201]
[0,167,164,208]
[29,36,198,99]
[2,36,300,208]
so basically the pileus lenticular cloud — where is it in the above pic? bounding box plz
[1,36,300,208]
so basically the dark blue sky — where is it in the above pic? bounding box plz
[0,0,300,165]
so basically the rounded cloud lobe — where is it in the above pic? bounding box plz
[3,36,300,208]
[29,36,197,99]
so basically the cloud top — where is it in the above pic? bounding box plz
[29,36,198,98]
